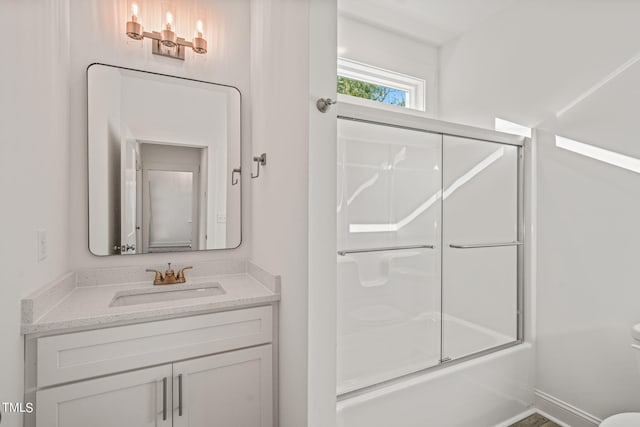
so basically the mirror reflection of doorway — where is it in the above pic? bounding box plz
[145,169,197,252]
[138,143,207,253]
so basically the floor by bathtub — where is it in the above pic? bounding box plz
[510,413,562,427]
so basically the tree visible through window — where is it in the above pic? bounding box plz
[337,75,407,107]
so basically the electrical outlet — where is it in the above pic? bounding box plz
[216,214,227,223]
[37,229,47,262]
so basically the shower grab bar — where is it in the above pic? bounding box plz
[337,244,434,256]
[449,241,523,249]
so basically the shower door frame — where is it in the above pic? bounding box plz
[336,103,526,400]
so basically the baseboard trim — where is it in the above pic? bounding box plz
[534,389,602,427]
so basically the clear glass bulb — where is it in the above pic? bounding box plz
[126,1,143,40]
[165,11,174,30]
[195,20,204,38]
[131,3,139,21]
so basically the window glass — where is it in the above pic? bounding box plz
[337,75,407,107]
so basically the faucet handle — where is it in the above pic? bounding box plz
[145,269,164,284]
[177,266,193,282]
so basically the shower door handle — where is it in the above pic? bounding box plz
[337,244,434,256]
[449,241,522,249]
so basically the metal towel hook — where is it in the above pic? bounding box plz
[316,98,337,113]
[251,153,267,179]
[231,168,241,185]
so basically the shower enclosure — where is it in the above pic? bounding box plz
[336,106,524,396]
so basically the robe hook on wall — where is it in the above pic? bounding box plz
[231,168,241,185]
[316,98,337,113]
[251,153,267,179]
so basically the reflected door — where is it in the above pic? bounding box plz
[442,135,520,360]
[336,119,442,394]
[120,140,138,254]
[142,167,199,253]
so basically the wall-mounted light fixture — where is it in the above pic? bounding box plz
[125,2,207,60]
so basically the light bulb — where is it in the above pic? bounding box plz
[192,18,207,54]
[131,3,139,21]
[126,2,143,40]
[160,9,177,47]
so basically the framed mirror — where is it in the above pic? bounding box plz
[87,64,241,256]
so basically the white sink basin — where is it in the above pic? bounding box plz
[109,283,225,307]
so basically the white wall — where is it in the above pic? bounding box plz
[68,0,252,269]
[337,14,439,115]
[535,69,640,420]
[0,1,71,425]
[438,0,640,422]
[308,1,339,426]
[440,0,640,131]
[249,1,312,425]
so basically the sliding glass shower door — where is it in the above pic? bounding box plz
[336,117,523,396]
[441,136,521,360]
[336,119,442,394]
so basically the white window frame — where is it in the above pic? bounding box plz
[337,58,426,112]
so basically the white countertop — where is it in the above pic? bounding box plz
[22,261,280,335]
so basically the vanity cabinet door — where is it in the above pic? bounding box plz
[172,344,273,427]
[36,365,172,427]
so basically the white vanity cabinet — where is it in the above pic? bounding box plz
[172,345,272,427]
[36,365,173,427]
[28,306,275,427]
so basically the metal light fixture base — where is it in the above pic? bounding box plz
[151,31,186,60]
[192,37,207,54]
[126,21,144,40]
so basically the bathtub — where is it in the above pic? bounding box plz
[337,342,534,427]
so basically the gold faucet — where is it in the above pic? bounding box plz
[146,263,193,285]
